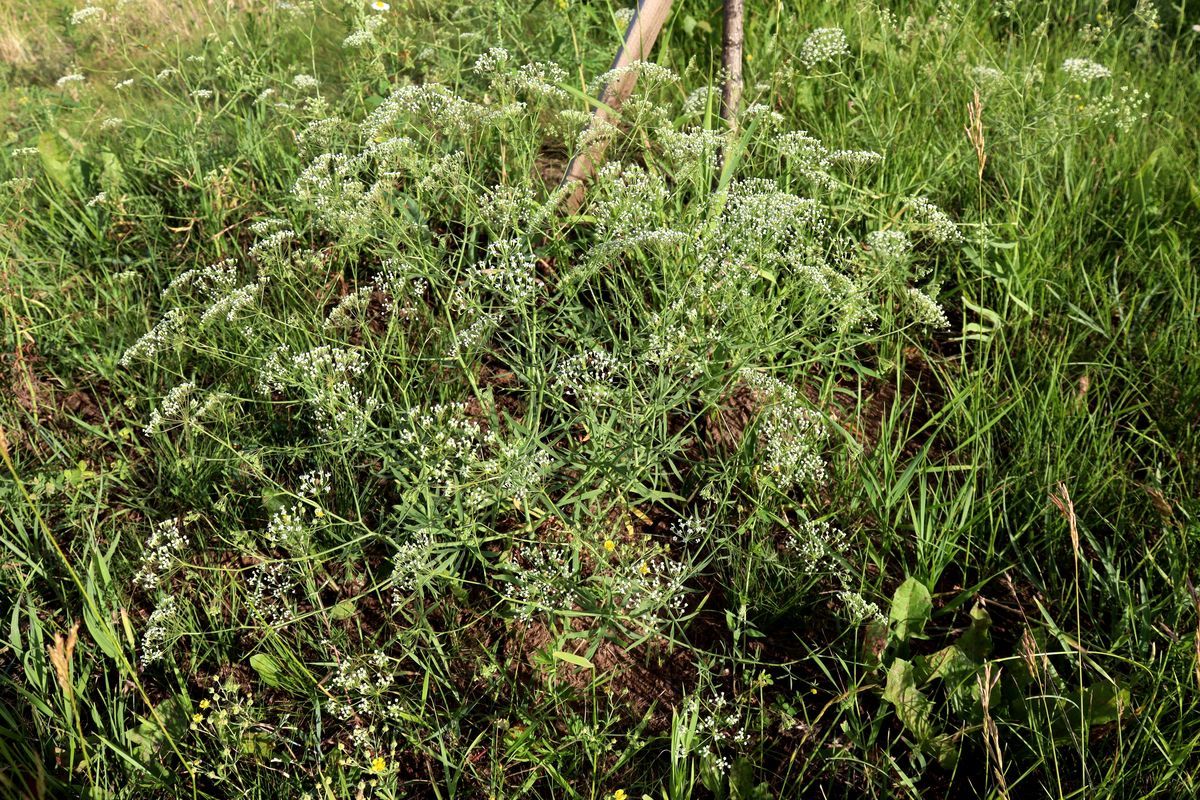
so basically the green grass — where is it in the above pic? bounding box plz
[2,0,1199,798]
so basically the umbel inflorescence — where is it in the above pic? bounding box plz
[121,50,963,669]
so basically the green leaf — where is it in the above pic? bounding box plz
[883,659,958,768]
[249,653,283,687]
[730,757,771,800]
[551,650,593,669]
[126,695,188,766]
[1062,682,1128,729]
[889,577,932,642]
[328,599,356,620]
[100,150,124,190]
[956,603,992,662]
[38,131,73,190]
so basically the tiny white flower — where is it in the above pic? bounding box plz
[292,73,319,91]
[370,0,390,10]
[70,6,105,25]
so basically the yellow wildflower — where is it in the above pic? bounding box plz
[370,756,386,774]
[613,791,628,800]
[603,539,616,552]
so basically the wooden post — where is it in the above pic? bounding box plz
[561,0,674,215]
[720,0,745,131]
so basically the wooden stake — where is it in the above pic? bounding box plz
[720,0,745,130]
[561,0,674,215]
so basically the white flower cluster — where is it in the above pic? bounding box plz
[259,344,377,440]
[144,381,227,435]
[905,285,950,328]
[1079,84,1150,133]
[246,562,296,625]
[509,62,569,101]
[198,281,263,329]
[162,258,238,300]
[475,184,536,231]
[969,65,1005,89]
[837,590,885,625]
[247,228,297,261]
[389,530,438,605]
[591,60,679,95]
[265,505,309,551]
[1061,58,1111,83]
[324,287,373,331]
[70,6,105,25]
[906,195,962,244]
[265,469,331,551]
[509,545,577,621]
[656,126,724,172]
[743,102,787,130]
[472,46,511,74]
[680,691,751,774]
[448,312,500,359]
[362,83,525,141]
[786,517,847,574]
[369,268,424,322]
[681,86,718,117]
[342,13,385,48]
[140,596,179,667]
[463,238,542,307]
[722,178,829,259]
[740,370,828,490]
[492,439,554,504]
[327,651,402,722]
[555,349,622,404]
[295,116,346,158]
[612,554,688,633]
[670,514,708,546]
[392,403,493,492]
[590,162,671,241]
[776,132,882,187]
[292,152,384,235]
[865,229,912,265]
[292,73,319,91]
[475,49,568,102]
[826,149,884,170]
[56,73,86,88]
[134,519,189,590]
[799,27,851,69]
[120,308,186,366]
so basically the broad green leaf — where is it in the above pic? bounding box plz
[889,577,932,642]
[884,659,957,768]
[100,150,124,190]
[328,599,356,620]
[956,603,992,662]
[38,131,72,190]
[249,653,283,687]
